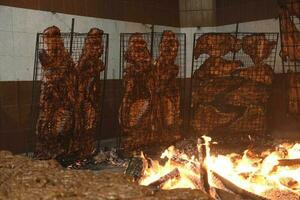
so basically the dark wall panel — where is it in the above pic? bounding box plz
[216,0,278,26]
[0,0,180,27]
[0,75,299,153]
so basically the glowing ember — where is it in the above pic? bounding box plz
[139,136,300,199]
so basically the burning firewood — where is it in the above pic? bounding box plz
[212,171,269,200]
[197,138,210,194]
[148,168,180,188]
[264,189,300,200]
[277,158,300,166]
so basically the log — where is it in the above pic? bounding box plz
[148,168,180,188]
[213,187,244,200]
[197,138,211,194]
[170,157,200,174]
[212,171,269,200]
[277,158,300,166]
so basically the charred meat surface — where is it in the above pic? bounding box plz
[35,27,106,160]
[242,34,276,64]
[193,57,243,79]
[35,26,76,159]
[223,81,270,107]
[119,33,152,150]
[194,33,241,59]
[191,104,238,134]
[232,63,274,85]
[279,8,300,62]
[70,28,105,158]
[119,31,182,152]
[287,72,300,114]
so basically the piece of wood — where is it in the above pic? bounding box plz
[277,158,300,166]
[212,171,269,200]
[170,157,200,174]
[148,168,180,188]
[197,138,211,194]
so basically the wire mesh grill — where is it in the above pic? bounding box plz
[119,31,186,153]
[279,0,300,73]
[278,1,300,115]
[29,28,108,159]
[190,32,278,143]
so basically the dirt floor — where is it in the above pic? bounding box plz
[0,151,213,200]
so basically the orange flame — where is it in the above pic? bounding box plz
[139,137,300,198]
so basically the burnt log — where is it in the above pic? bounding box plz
[212,171,269,200]
[148,168,180,188]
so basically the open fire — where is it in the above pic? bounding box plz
[138,136,300,199]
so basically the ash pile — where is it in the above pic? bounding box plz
[56,147,129,171]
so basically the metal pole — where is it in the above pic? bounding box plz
[233,22,239,61]
[150,24,154,57]
[69,18,75,55]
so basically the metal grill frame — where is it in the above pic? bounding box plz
[118,31,187,152]
[278,1,300,116]
[189,32,279,143]
[28,31,109,154]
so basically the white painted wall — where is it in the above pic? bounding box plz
[0,5,282,81]
[0,5,179,81]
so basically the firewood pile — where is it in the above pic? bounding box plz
[278,0,300,115]
[119,31,185,152]
[34,26,107,160]
[191,32,278,142]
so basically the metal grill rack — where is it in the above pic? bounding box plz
[190,32,278,144]
[278,0,300,116]
[29,30,109,158]
[119,31,186,153]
